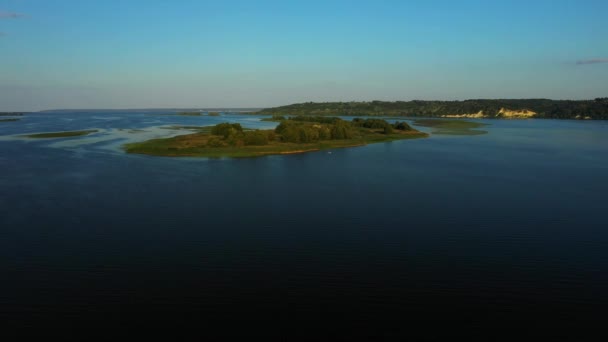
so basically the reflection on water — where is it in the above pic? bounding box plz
[0,111,607,339]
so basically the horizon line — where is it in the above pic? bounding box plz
[22,97,605,113]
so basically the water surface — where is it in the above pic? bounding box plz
[1,111,607,339]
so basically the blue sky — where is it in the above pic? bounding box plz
[1,0,607,110]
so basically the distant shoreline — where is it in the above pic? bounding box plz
[6,97,607,120]
[36,108,263,113]
[252,99,608,120]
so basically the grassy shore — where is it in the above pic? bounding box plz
[25,130,98,138]
[124,127,427,158]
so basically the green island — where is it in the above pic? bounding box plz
[0,118,20,122]
[253,98,608,120]
[25,130,98,138]
[413,119,488,135]
[124,117,428,158]
[208,112,220,116]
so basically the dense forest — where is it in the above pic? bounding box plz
[274,116,413,143]
[255,98,608,119]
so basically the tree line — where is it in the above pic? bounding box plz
[255,99,608,120]
[207,117,411,146]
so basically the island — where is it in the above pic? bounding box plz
[124,117,428,158]
[25,130,98,138]
[252,98,608,120]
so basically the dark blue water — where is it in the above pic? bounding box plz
[1,112,607,339]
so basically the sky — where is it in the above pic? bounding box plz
[1,0,607,111]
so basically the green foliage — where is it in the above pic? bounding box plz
[266,130,276,142]
[207,112,220,116]
[124,118,429,158]
[276,121,312,143]
[393,121,412,131]
[256,99,608,120]
[211,123,243,138]
[353,118,388,129]
[275,120,337,143]
[330,120,354,139]
[318,126,331,140]
[243,130,270,146]
[353,118,395,134]
[275,120,295,135]
[207,137,225,147]
[289,116,342,124]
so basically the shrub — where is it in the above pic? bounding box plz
[207,137,224,147]
[289,116,341,124]
[393,121,412,131]
[244,130,269,146]
[318,126,331,140]
[276,121,299,142]
[266,130,276,142]
[353,118,389,129]
[211,123,243,138]
[330,120,354,139]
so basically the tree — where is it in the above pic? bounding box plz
[211,123,243,138]
[330,120,354,139]
[243,130,269,146]
[383,124,393,134]
[393,121,412,131]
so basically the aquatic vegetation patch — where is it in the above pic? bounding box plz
[24,130,99,138]
[412,119,488,135]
